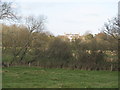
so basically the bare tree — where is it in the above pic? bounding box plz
[0,0,17,20]
[17,16,46,64]
[103,17,120,40]
[26,16,46,33]
[5,14,46,66]
[103,17,120,71]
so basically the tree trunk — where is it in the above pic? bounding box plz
[29,62,31,67]
[111,64,113,71]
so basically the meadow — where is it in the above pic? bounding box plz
[2,67,118,88]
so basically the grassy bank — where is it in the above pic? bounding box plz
[2,67,118,88]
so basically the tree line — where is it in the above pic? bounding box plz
[1,0,119,71]
[2,20,118,71]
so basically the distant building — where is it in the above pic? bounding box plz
[59,33,81,41]
[65,33,80,40]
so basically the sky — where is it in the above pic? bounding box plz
[4,0,119,36]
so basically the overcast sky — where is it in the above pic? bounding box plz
[4,0,119,36]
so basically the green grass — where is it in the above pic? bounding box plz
[2,67,118,88]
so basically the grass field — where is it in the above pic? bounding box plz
[2,67,118,88]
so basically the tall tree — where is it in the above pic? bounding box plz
[17,16,46,64]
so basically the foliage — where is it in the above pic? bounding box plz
[2,12,119,71]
